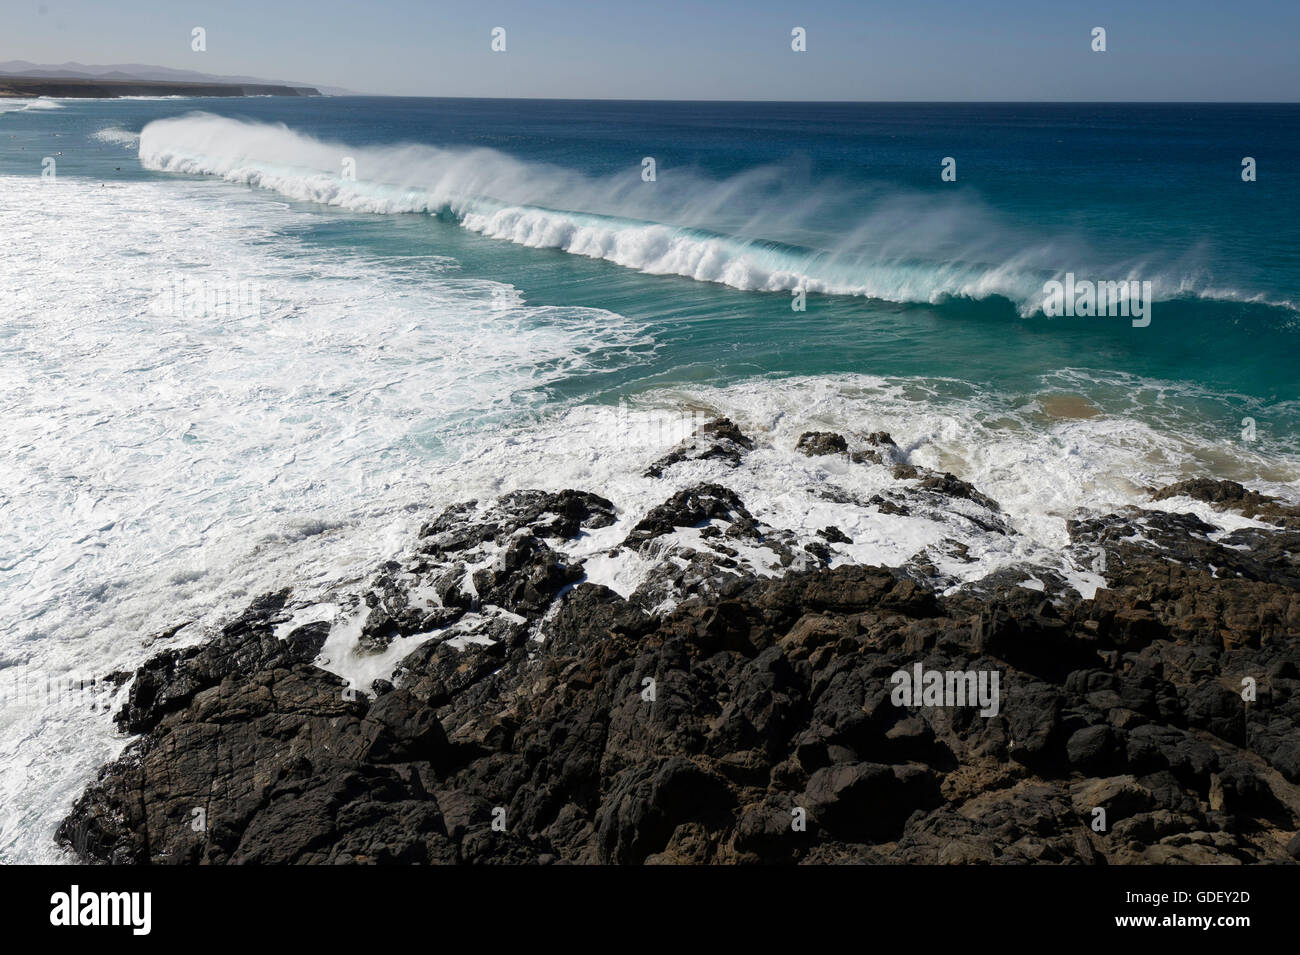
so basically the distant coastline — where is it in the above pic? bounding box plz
[0,76,321,98]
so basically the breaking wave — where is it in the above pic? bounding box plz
[138,114,1296,315]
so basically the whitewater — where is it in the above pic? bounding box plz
[136,114,1295,315]
[2,99,1298,863]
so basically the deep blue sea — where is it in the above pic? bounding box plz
[1,96,1297,860]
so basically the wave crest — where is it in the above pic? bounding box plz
[139,113,1291,314]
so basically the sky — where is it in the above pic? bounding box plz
[9,0,1300,100]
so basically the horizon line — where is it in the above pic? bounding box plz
[323,95,1300,104]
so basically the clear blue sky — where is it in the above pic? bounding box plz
[11,0,1300,100]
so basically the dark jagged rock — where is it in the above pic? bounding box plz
[644,417,755,478]
[916,472,1001,513]
[58,473,1300,865]
[891,467,1002,513]
[1151,478,1300,528]
[470,532,584,617]
[419,489,615,555]
[113,588,319,735]
[622,483,755,548]
[818,526,852,545]
[869,493,911,516]
[796,431,848,457]
[850,432,902,467]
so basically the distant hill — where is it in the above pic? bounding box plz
[0,61,356,96]
[0,76,321,99]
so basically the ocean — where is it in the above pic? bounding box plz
[1,96,1297,862]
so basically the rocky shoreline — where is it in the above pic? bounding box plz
[58,420,1300,864]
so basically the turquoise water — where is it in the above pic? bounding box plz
[3,97,1297,445]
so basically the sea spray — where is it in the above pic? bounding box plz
[137,114,1258,314]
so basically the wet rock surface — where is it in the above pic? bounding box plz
[796,431,849,457]
[644,417,755,478]
[58,425,1300,865]
[1150,478,1300,529]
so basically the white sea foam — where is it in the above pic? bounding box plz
[285,374,1299,697]
[0,98,65,114]
[91,126,140,147]
[0,174,648,862]
[428,375,1300,572]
